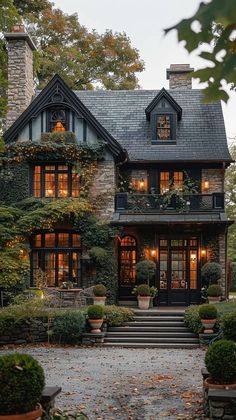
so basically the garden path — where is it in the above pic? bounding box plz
[0,345,206,419]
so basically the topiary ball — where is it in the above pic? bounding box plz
[201,262,222,285]
[93,284,107,297]
[207,284,222,297]
[87,304,104,319]
[199,304,218,320]
[135,284,151,296]
[205,340,236,384]
[0,352,45,415]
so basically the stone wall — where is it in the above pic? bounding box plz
[0,318,48,345]
[219,232,226,296]
[202,168,224,193]
[5,33,35,129]
[90,160,116,221]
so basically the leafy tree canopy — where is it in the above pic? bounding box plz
[0,0,144,128]
[165,0,236,103]
[225,144,236,260]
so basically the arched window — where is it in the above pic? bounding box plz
[119,235,137,286]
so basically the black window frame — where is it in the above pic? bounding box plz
[47,107,70,132]
[31,163,80,198]
[151,112,177,144]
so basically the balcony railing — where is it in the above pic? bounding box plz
[115,192,224,213]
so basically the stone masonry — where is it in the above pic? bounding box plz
[166,64,194,90]
[90,160,116,221]
[219,232,226,296]
[5,28,36,129]
[202,168,224,193]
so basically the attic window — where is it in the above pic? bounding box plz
[49,109,67,132]
[157,115,171,140]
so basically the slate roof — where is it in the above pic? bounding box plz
[75,89,231,163]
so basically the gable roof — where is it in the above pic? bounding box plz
[75,89,232,163]
[145,87,182,121]
[3,75,126,162]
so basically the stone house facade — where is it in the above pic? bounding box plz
[1,26,233,306]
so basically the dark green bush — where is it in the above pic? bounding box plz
[0,352,45,415]
[207,284,222,297]
[53,311,85,344]
[202,262,222,285]
[93,284,107,297]
[136,260,156,282]
[184,305,203,333]
[199,304,218,320]
[134,284,151,296]
[221,311,236,341]
[230,262,236,292]
[205,340,236,384]
[41,131,77,144]
[104,305,134,326]
[87,305,104,319]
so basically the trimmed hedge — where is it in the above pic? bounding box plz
[104,305,134,327]
[221,311,236,341]
[184,305,203,333]
[53,311,85,344]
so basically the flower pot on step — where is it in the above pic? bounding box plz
[201,319,216,334]
[138,296,151,310]
[88,318,103,333]
[93,296,106,305]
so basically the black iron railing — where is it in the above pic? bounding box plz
[115,193,224,213]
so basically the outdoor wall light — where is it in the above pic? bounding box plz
[139,178,145,190]
[150,249,156,257]
[201,249,206,257]
[204,180,209,191]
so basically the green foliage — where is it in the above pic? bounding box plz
[103,305,134,327]
[184,305,203,333]
[87,304,104,319]
[205,340,236,384]
[89,247,108,263]
[230,263,236,291]
[93,283,107,297]
[202,262,222,285]
[226,146,236,261]
[221,311,236,341]
[0,137,5,154]
[133,283,151,297]
[136,260,156,283]
[165,0,236,103]
[199,304,218,320]
[207,284,223,297]
[40,131,77,144]
[53,311,85,344]
[0,352,45,415]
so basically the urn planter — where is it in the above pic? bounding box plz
[0,405,43,420]
[138,296,151,310]
[88,318,103,333]
[93,296,106,306]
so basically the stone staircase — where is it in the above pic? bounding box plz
[104,308,199,348]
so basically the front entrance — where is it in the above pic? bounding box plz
[118,235,201,305]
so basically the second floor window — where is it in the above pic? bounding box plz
[33,164,80,198]
[160,171,183,194]
[157,115,171,140]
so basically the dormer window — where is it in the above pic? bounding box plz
[157,115,171,140]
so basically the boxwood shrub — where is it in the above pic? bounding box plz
[207,284,222,297]
[205,340,236,384]
[104,305,134,327]
[221,311,236,341]
[199,304,218,320]
[87,305,104,319]
[184,305,203,333]
[53,311,85,344]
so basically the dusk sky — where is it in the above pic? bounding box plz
[54,0,236,144]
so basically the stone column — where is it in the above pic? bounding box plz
[90,160,116,221]
[4,25,36,129]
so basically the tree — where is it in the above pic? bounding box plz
[225,144,236,260]
[165,0,236,103]
[0,1,144,128]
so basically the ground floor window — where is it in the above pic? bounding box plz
[119,235,137,287]
[31,232,82,287]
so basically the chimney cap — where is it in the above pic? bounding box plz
[166,64,194,79]
[4,25,36,51]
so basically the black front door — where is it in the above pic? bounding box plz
[158,239,200,305]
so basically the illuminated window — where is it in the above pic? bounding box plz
[119,236,137,286]
[32,164,80,198]
[160,172,170,194]
[49,109,67,132]
[174,172,183,191]
[157,115,171,140]
[32,232,81,287]
[159,171,184,194]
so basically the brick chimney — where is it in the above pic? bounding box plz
[4,25,36,129]
[166,64,194,90]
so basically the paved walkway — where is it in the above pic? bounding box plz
[0,345,206,419]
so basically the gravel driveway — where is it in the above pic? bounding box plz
[0,345,206,419]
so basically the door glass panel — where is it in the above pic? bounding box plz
[160,172,169,194]
[171,251,186,289]
[45,252,56,286]
[174,172,183,191]
[58,253,69,286]
[119,250,136,286]
[72,252,79,283]
[190,250,197,289]
[160,250,167,289]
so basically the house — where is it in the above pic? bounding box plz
[1,26,233,306]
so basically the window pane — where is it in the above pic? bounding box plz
[160,239,168,247]
[190,239,197,247]
[45,252,56,286]
[121,236,136,246]
[45,173,55,197]
[58,253,69,286]
[190,250,197,289]
[157,115,171,140]
[58,165,68,171]
[58,233,69,247]
[45,165,55,171]
[58,173,68,197]
[174,172,183,191]
[73,234,81,247]
[119,250,136,286]
[160,172,169,194]
[34,234,42,247]
[72,173,80,197]
[33,166,41,198]
[171,251,186,289]
[45,234,55,247]
[72,252,80,283]
[160,250,167,289]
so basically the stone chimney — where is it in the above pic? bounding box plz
[166,64,194,90]
[4,25,36,129]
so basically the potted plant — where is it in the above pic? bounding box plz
[199,304,218,334]
[201,262,222,287]
[93,284,107,305]
[132,284,151,309]
[206,284,222,304]
[204,340,236,389]
[149,286,158,308]
[0,352,45,420]
[136,259,156,285]
[87,305,104,333]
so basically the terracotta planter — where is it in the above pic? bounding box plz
[208,296,220,304]
[201,319,216,334]
[93,296,106,305]
[204,377,236,390]
[0,405,43,420]
[138,296,151,310]
[88,318,103,333]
